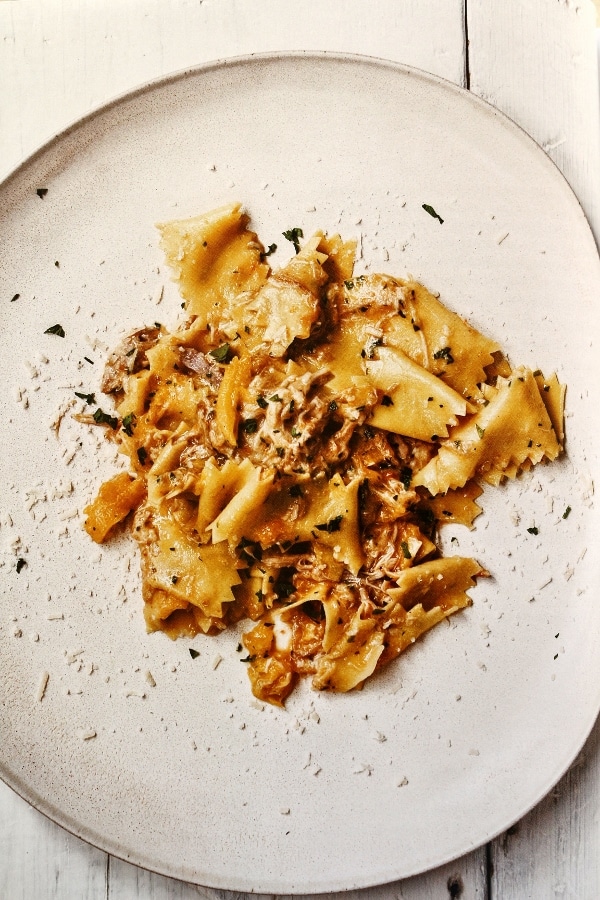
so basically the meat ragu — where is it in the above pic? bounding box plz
[81,203,564,705]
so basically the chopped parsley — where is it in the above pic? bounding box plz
[137,447,148,465]
[257,395,268,409]
[282,227,303,254]
[381,394,394,407]
[44,323,65,337]
[400,541,412,560]
[121,412,137,436]
[562,506,572,519]
[242,418,258,434]
[261,243,277,258]
[315,515,343,533]
[527,526,539,535]
[400,466,412,490]
[476,424,486,439]
[93,407,118,429]
[10,293,20,302]
[422,203,444,224]
[208,343,231,363]
[189,648,200,659]
[74,391,95,405]
[16,558,27,574]
[433,346,454,364]
[36,188,48,199]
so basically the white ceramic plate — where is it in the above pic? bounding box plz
[1,53,599,894]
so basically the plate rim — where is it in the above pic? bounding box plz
[1,49,600,893]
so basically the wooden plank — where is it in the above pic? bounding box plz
[467,0,600,241]
[107,848,486,900]
[490,720,600,899]
[0,781,108,900]
[468,2,600,898]
[0,0,466,183]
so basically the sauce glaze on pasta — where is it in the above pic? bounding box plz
[82,203,564,705]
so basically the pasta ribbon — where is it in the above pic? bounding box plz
[82,204,564,704]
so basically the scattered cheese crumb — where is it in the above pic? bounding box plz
[36,671,49,702]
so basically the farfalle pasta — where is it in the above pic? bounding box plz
[81,203,564,705]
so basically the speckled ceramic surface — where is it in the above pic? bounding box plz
[1,53,599,894]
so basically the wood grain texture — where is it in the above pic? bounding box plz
[490,722,600,900]
[467,0,600,241]
[107,848,487,899]
[0,781,107,900]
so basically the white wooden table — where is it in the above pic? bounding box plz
[1,2,599,897]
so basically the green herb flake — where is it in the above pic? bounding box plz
[562,506,572,519]
[45,323,65,337]
[476,424,486,439]
[122,412,137,436]
[242,418,259,434]
[527,526,539,535]
[381,394,394,407]
[93,407,118,429]
[400,541,412,560]
[422,203,444,224]
[74,391,95,405]
[282,227,304,254]
[261,243,277,258]
[400,466,412,490]
[36,188,48,199]
[433,346,454,364]
[137,447,148,466]
[315,515,343,534]
[208,343,231,363]
[189,648,200,659]
[257,395,268,409]
[10,293,20,303]
[16,558,27,574]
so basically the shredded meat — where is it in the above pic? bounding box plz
[177,347,223,386]
[101,326,161,393]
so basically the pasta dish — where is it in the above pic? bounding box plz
[81,203,564,705]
